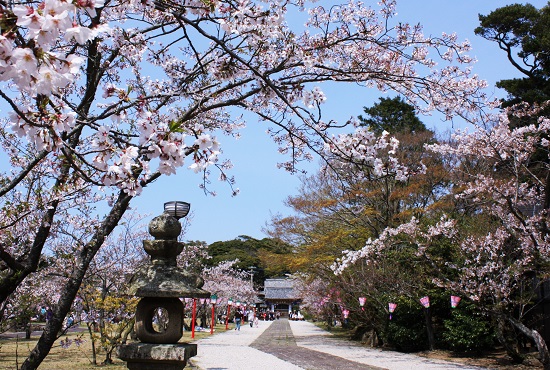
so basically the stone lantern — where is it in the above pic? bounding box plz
[118,201,210,370]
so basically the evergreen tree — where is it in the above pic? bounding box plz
[358,96,427,135]
[475,2,550,107]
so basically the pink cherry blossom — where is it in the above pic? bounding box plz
[0,1,501,367]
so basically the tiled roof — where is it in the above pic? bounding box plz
[264,279,300,300]
[264,278,295,288]
[265,288,295,299]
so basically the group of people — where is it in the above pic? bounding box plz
[259,311,279,321]
[37,306,78,331]
[38,306,54,322]
[232,309,299,330]
[289,311,304,321]
[233,309,259,331]
[256,310,304,321]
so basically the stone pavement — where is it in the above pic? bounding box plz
[188,319,487,370]
[250,319,380,370]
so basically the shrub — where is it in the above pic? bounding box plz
[442,305,495,353]
[384,299,429,352]
[386,319,428,352]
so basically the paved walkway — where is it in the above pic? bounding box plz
[188,319,487,370]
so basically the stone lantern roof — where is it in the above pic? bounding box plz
[126,212,210,299]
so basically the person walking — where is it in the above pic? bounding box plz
[234,310,242,331]
[248,310,254,327]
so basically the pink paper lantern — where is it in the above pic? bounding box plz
[419,296,430,308]
[388,302,397,320]
[342,309,350,319]
[450,295,461,308]
[358,297,366,311]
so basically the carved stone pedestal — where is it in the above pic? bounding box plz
[118,343,197,370]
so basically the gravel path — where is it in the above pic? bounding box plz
[188,319,303,370]
[188,319,489,370]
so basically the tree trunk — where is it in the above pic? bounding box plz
[86,323,97,366]
[424,307,435,351]
[103,319,133,365]
[121,320,135,344]
[326,315,333,331]
[496,318,524,363]
[103,352,114,365]
[544,171,550,210]
[0,201,60,305]
[509,317,550,370]
[25,320,32,340]
[20,192,132,370]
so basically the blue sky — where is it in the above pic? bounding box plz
[1,1,539,244]
[136,0,548,244]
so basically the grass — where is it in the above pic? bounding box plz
[0,331,123,370]
[0,322,226,370]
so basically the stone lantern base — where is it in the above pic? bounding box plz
[118,343,197,370]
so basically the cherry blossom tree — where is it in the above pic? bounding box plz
[76,211,146,365]
[333,108,550,367]
[202,260,257,305]
[182,259,258,330]
[293,275,337,324]
[0,0,490,367]
[0,265,62,338]
[178,240,212,274]
[427,110,550,365]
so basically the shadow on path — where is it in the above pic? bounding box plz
[250,319,384,370]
